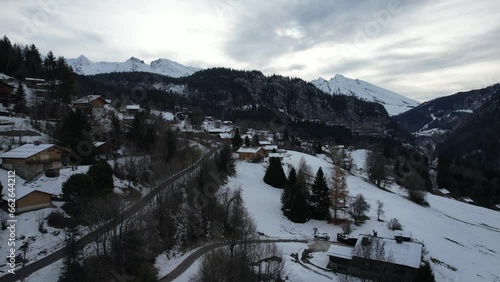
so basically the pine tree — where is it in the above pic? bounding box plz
[244,135,251,147]
[281,168,296,215]
[289,165,310,223]
[331,165,348,219]
[14,82,25,103]
[309,167,330,220]
[232,128,243,150]
[251,134,260,147]
[263,157,287,188]
[13,82,26,113]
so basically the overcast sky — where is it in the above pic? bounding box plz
[1,0,499,101]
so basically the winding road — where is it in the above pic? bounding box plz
[158,239,308,282]
[0,147,219,282]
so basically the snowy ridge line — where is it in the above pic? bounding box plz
[0,146,221,282]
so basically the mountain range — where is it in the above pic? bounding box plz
[311,75,419,116]
[69,55,419,116]
[67,55,202,78]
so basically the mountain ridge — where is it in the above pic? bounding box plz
[311,74,419,116]
[67,55,202,78]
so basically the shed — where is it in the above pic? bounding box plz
[2,189,52,213]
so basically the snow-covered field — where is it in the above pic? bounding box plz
[168,149,500,282]
[12,149,500,282]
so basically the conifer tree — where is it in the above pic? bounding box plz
[263,157,287,188]
[281,168,296,216]
[309,167,330,220]
[289,165,310,223]
[232,128,243,150]
[244,136,251,147]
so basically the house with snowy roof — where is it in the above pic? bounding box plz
[92,141,117,160]
[0,81,14,103]
[236,146,265,161]
[72,95,108,109]
[0,143,69,180]
[1,188,52,213]
[433,188,451,198]
[327,234,423,281]
[125,104,141,115]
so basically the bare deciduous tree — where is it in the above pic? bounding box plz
[366,151,387,187]
[350,193,370,224]
[331,165,348,219]
[376,200,385,221]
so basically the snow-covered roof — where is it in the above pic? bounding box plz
[206,128,231,133]
[355,235,422,269]
[327,244,353,260]
[495,204,500,210]
[93,142,106,148]
[25,77,45,82]
[237,147,263,154]
[219,133,232,139]
[263,145,278,151]
[259,140,272,145]
[438,188,450,195]
[126,104,140,110]
[394,230,412,239]
[1,187,51,201]
[0,144,57,159]
[268,153,286,158]
[0,73,12,80]
[460,197,474,203]
[73,95,105,104]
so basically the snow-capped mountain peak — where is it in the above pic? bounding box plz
[126,57,145,64]
[67,56,202,78]
[311,74,419,115]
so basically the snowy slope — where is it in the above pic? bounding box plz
[221,150,500,282]
[311,74,419,115]
[67,55,202,78]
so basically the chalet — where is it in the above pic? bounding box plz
[433,188,451,198]
[236,147,265,161]
[93,142,116,160]
[126,104,141,115]
[0,81,14,103]
[327,235,423,282]
[25,77,47,89]
[72,95,108,109]
[1,188,52,213]
[0,143,68,180]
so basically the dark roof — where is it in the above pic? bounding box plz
[0,81,14,89]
